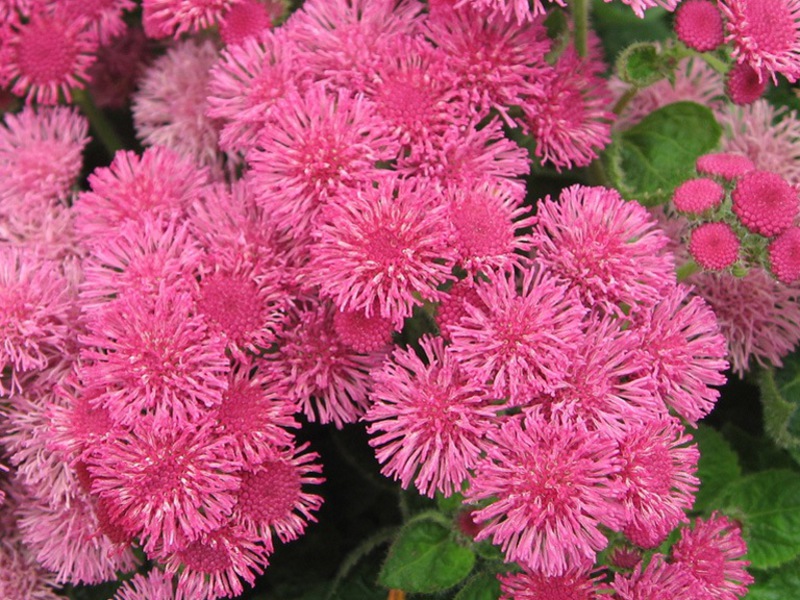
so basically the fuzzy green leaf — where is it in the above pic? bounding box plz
[694,425,742,511]
[760,351,800,450]
[747,560,800,599]
[454,572,502,600]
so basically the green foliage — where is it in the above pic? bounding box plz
[379,520,476,594]
[602,101,722,206]
[747,559,800,599]
[615,42,675,88]
[453,572,502,600]
[714,470,800,569]
[693,425,741,512]
[591,0,671,66]
[760,352,800,451]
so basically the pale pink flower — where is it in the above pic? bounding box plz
[366,335,498,498]
[690,268,800,375]
[78,290,229,427]
[247,84,398,237]
[448,266,586,404]
[689,222,741,271]
[264,299,386,428]
[609,0,680,19]
[133,39,226,170]
[233,443,323,543]
[499,570,601,600]
[142,0,240,38]
[75,146,209,241]
[671,513,754,600]
[88,421,241,555]
[466,408,625,575]
[720,0,800,82]
[309,177,456,326]
[114,570,180,600]
[533,185,675,314]
[0,5,97,104]
[616,418,699,548]
[631,285,728,425]
[166,524,271,600]
[0,536,60,600]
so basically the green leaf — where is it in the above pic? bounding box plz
[693,425,742,511]
[760,351,800,450]
[454,572,502,600]
[616,42,674,88]
[747,560,800,599]
[714,469,800,569]
[379,521,476,593]
[602,101,722,206]
[592,0,671,66]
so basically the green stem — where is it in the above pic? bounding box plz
[699,52,729,74]
[676,260,700,281]
[572,0,590,58]
[72,88,124,157]
[612,86,639,116]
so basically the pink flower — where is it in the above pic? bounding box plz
[611,555,695,600]
[533,185,675,314]
[219,0,273,46]
[114,570,179,600]
[366,335,498,497]
[142,0,239,38]
[613,0,680,19]
[726,62,768,105]
[616,418,699,548]
[466,408,625,575]
[499,570,601,600]
[0,534,61,600]
[521,46,614,170]
[671,513,754,600]
[690,268,800,376]
[233,443,324,543]
[309,177,456,326]
[263,299,386,428]
[435,280,484,341]
[720,0,800,82]
[732,170,798,237]
[88,421,242,555]
[61,0,136,45]
[672,178,725,215]
[769,226,800,283]
[0,5,97,104]
[454,0,565,23]
[332,309,394,354]
[689,222,741,271]
[696,153,755,181]
[132,39,226,170]
[674,0,724,52]
[448,266,586,403]
[86,25,149,109]
[78,291,229,427]
[631,285,728,425]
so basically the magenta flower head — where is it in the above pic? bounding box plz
[498,570,601,600]
[114,570,179,600]
[466,408,625,575]
[696,153,755,181]
[732,170,799,237]
[611,555,695,600]
[769,225,800,283]
[726,62,768,105]
[674,0,724,52]
[689,222,741,271]
[366,335,498,498]
[672,178,725,215]
[448,265,587,404]
[309,176,456,326]
[142,0,238,38]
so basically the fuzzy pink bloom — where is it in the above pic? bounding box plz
[0,249,73,391]
[449,266,586,403]
[61,0,136,45]
[234,443,323,543]
[219,0,272,45]
[674,0,724,52]
[436,280,484,341]
[133,39,225,170]
[0,537,61,600]
[0,6,97,104]
[0,105,89,211]
[612,555,695,600]
[454,0,565,23]
[696,153,755,180]
[720,0,800,82]
[75,146,209,241]
[726,62,768,105]
[632,285,728,424]
[309,177,456,325]
[142,0,240,38]
[533,185,675,314]
[88,421,241,555]
[366,335,498,498]
[79,216,202,309]
[672,178,725,215]
[78,291,229,427]
[466,408,625,575]
[424,4,550,122]
[691,268,800,375]
[499,570,601,600]
[264,299,386,428]
[732,170,798,237]
[447,180,536,277]
[769,226,800,283]
[213,364,297,467]
[15,492,138,585]
[206,29,301,153]
[248,84,398,237]
[521,47,614,170]
[720,100,800,185]
[689,222,741,270]
[114,570,179,600]
[166,524,270,600]
[616,418,699,548]
[671,513,754,600]
[332,309,394,353]
[284,0,424,90]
